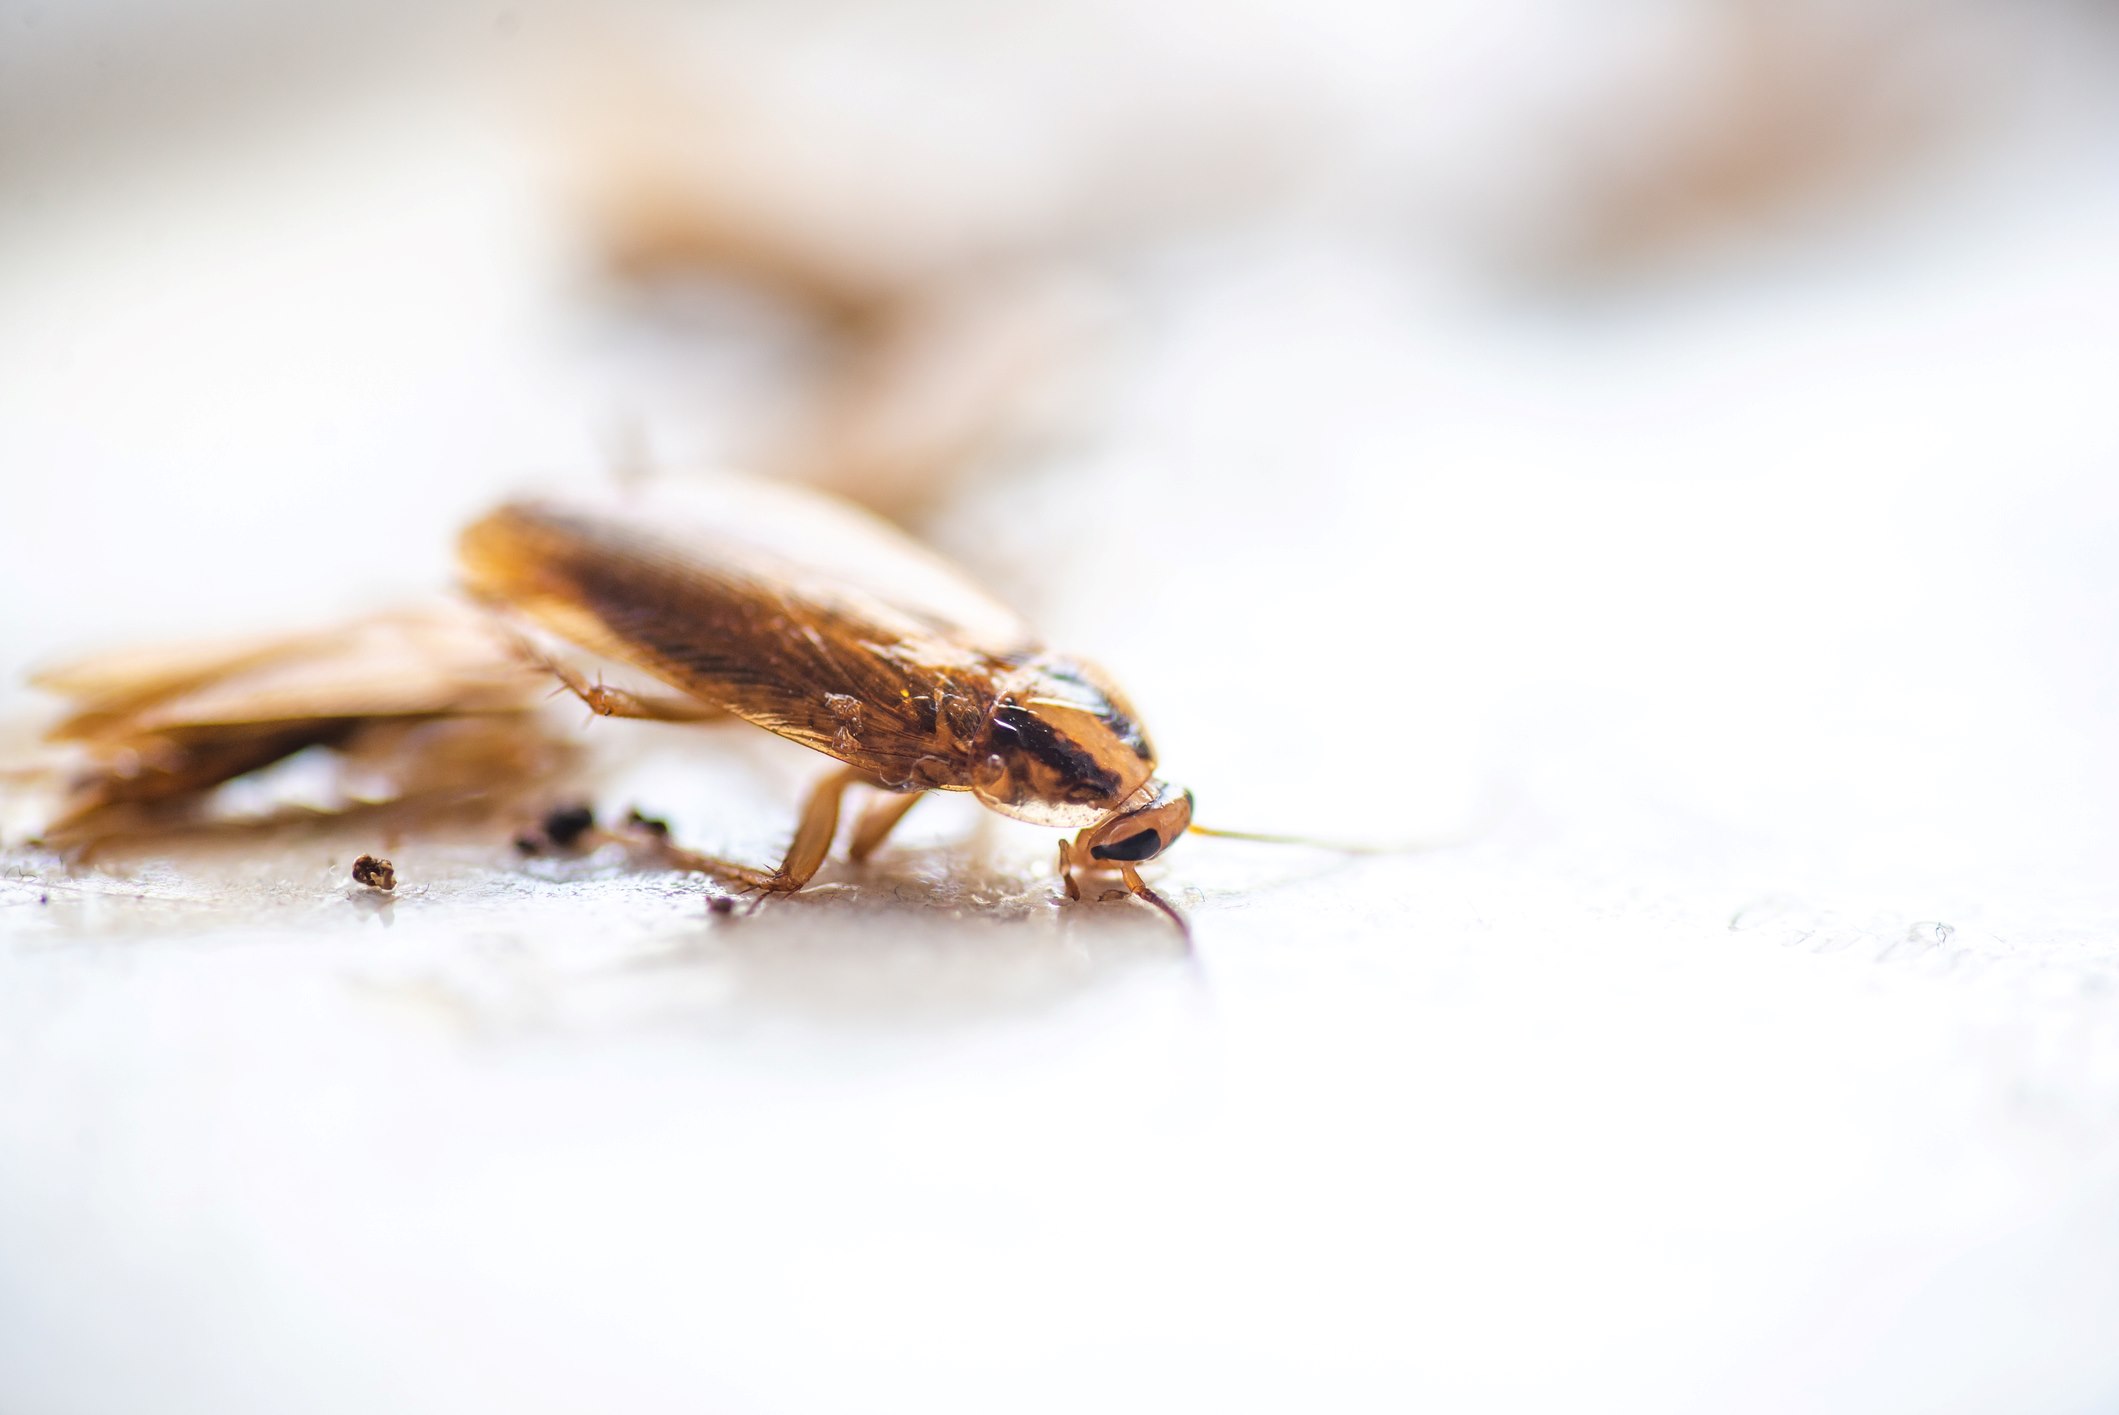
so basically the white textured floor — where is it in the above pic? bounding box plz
[5,17,2119,1413]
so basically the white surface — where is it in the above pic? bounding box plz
[5,12,2119,1413]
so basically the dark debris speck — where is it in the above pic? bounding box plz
[351,855,397,891]
[541,804,596,849]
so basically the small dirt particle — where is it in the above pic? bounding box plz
[351,855,396,891]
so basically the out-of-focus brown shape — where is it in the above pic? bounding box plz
[23,603,568,849]
[1531,0,1986,279]
[774,269,1111,521]
[556,45,1028,323]
[541,40,1145,522]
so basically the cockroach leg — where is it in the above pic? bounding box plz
[1056,837,1188,937]
[550,661,727,723]
[509,638,726,724]
[1118,862,1190,941]
[1056,837,1083,901]
[591,771,870,899]
[715,765,870,898]
[847,788,924,863]
[633,839,777,892]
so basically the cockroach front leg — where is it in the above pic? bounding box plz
[1117,862,1189,938]
[1055,836,1187,938]
[1056,837,1084,901]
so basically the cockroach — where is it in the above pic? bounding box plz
[457,476,1213,931]
[22,604,564,848]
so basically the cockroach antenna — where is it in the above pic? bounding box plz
[1186,824,1394,853]
[1187,822,1476,856]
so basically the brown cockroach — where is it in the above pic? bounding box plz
[457,476,1210,929]
[18,480,1322,926]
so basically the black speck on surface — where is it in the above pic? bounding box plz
[542,804,596,848]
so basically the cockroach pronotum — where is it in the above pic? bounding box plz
[458,475,1263,932]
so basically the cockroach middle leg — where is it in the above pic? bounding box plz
[611,767,865,900]
[721,764,871,899]
[847,789,924,863]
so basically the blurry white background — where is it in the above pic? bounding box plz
[4,1,2119,1410]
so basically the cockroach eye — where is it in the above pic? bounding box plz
[1091,829,1161,863]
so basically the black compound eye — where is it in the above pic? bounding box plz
[1090,829,1161,863]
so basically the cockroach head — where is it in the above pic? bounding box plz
[1079,779,1194,865]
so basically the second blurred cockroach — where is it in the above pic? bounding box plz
[22,604,565,848]
[458,476,1202,930]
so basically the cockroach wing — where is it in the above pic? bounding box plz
[457,477,1043,788]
